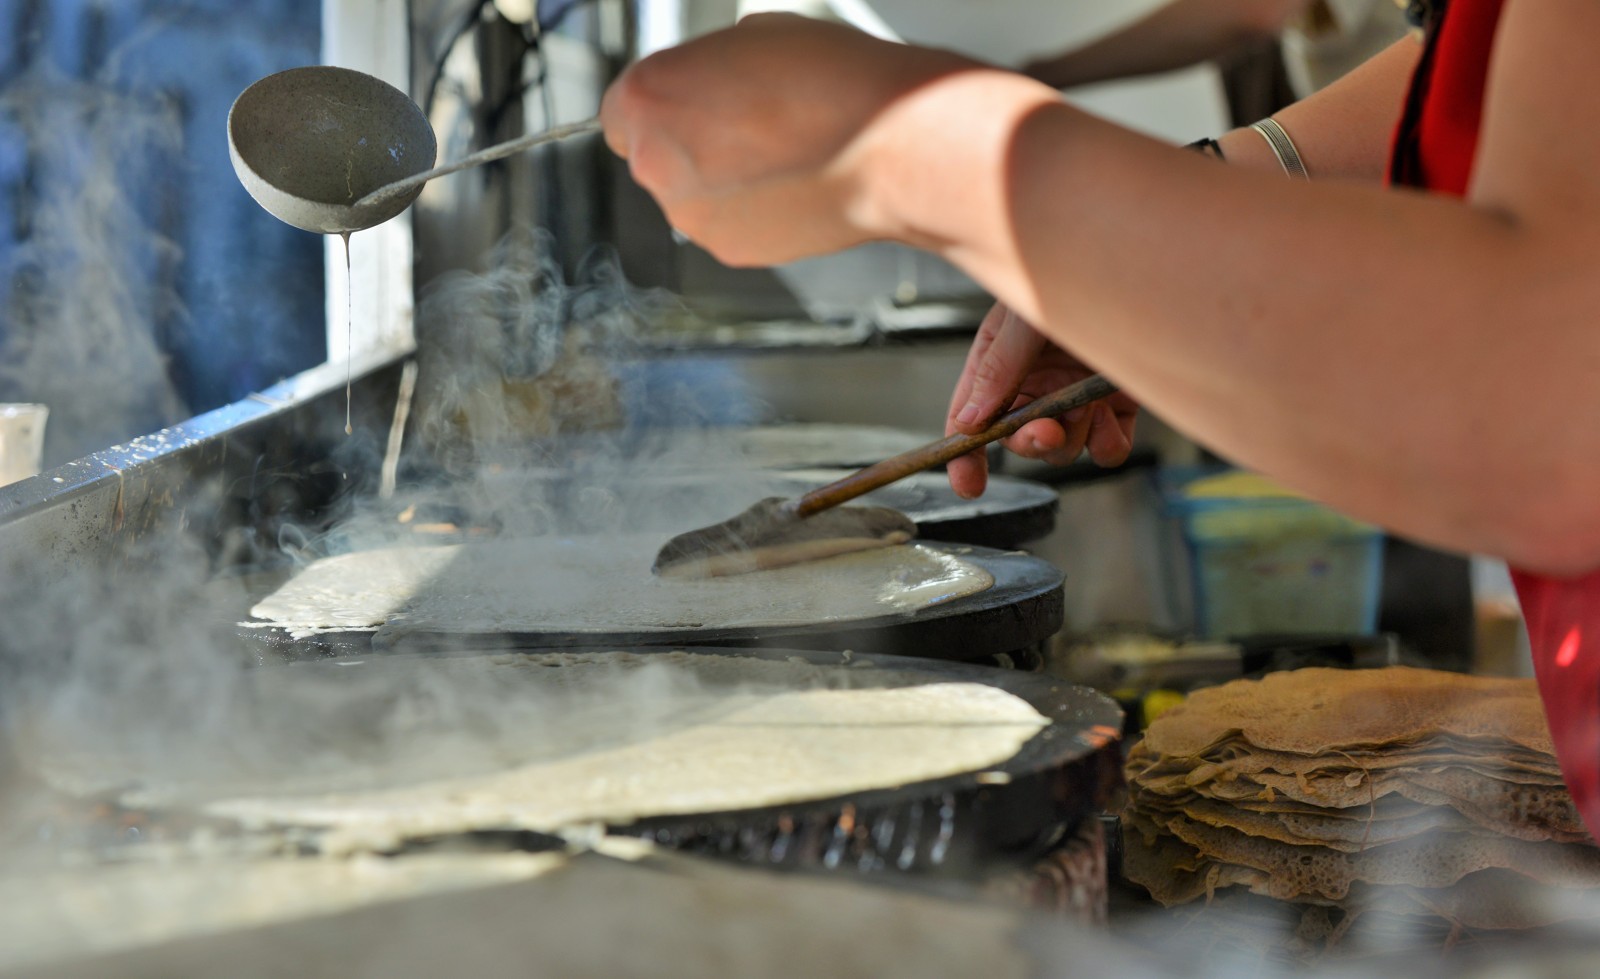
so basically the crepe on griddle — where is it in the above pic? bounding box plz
[1122,667,1600,940]
[249,536,994,640]
[35,652,1047,852]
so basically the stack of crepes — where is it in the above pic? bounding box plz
[1123,667,1600,930]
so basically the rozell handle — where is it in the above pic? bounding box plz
[794,374,1119,517]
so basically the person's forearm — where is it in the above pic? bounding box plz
[1216,37,1420,181]
[858,69,1596,573]
[599,6,1600,572]
[1025,0,1304,89]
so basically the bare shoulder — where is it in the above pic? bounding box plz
[1472,1,1600,222]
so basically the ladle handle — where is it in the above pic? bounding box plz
[358,118,602,208]
[793,373,1119,518]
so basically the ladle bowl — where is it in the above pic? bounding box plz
[228,66,438,236]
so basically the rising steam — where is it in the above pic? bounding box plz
[0,64,189,465]
[0,226,770,838]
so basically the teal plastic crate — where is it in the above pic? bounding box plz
[1157,467,1384,639]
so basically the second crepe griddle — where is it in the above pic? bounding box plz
[366,542,1063,664]
[401,466,1058,550]
[239,542,1063,667]
[583,469,1058,549]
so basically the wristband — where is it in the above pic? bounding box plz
[1250,118,1309,180]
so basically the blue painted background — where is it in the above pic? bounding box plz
[0,0,324,464]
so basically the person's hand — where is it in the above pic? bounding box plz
[946,304,1139,498]
[599,13,979,267]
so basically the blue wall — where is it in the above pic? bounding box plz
[0,0,324,463]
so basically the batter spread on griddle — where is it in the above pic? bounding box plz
[249,536,994,637]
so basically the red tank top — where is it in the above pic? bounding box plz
[1390,0,1600,841]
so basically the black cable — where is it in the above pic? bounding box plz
[422,0,494,113]
[492,0,601,122]
[424,0,603,117]
[427,0,608,281]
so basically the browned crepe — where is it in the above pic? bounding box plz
[1138,667,1556,759]
[1149,811,1600,901]
[1150,795,1483,852]
[1179,768,1590,843]
[1121,666,1600,935]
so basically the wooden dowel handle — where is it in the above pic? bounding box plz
[794,374,1119,517]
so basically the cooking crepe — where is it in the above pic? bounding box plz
[31,652,1046,849]
[249,537,994,639]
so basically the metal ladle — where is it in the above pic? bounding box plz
[228,65,600,235]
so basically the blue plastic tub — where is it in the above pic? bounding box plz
[1156,467,1384,639]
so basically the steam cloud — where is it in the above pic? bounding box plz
[0,226,773,845]
[0,64,189,464]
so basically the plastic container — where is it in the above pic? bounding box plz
[0,403,48,487]
[1157,467,1384,639]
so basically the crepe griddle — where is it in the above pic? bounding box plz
[538,423,939,472]
[28,647,1119,883]
[569,469,1057,549]
[587,646,1123,880]
[359,542,1063,666]
[10,649,1120,978]
[394,467,1058,550]
[181,646,1117,879]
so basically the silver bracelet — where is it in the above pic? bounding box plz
[1251,117,1309,180]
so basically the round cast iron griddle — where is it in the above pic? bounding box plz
[262,645,1121,880]
[568,468,1059,549]
[405,465,1058,549]
[17,647,1119,926]
[363,542,1063,666]
[539,423,941,472]
[582,645,1124,881]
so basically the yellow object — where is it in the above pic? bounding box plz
[1181,469,1374,542]
[1141,689,1188,727]
[1183,471,1304,501]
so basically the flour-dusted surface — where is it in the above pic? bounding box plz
[248,536,994,636]
[0,851,565,974]
[0,849,1044,979]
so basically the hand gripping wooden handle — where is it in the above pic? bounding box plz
[793,374,1119,518]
